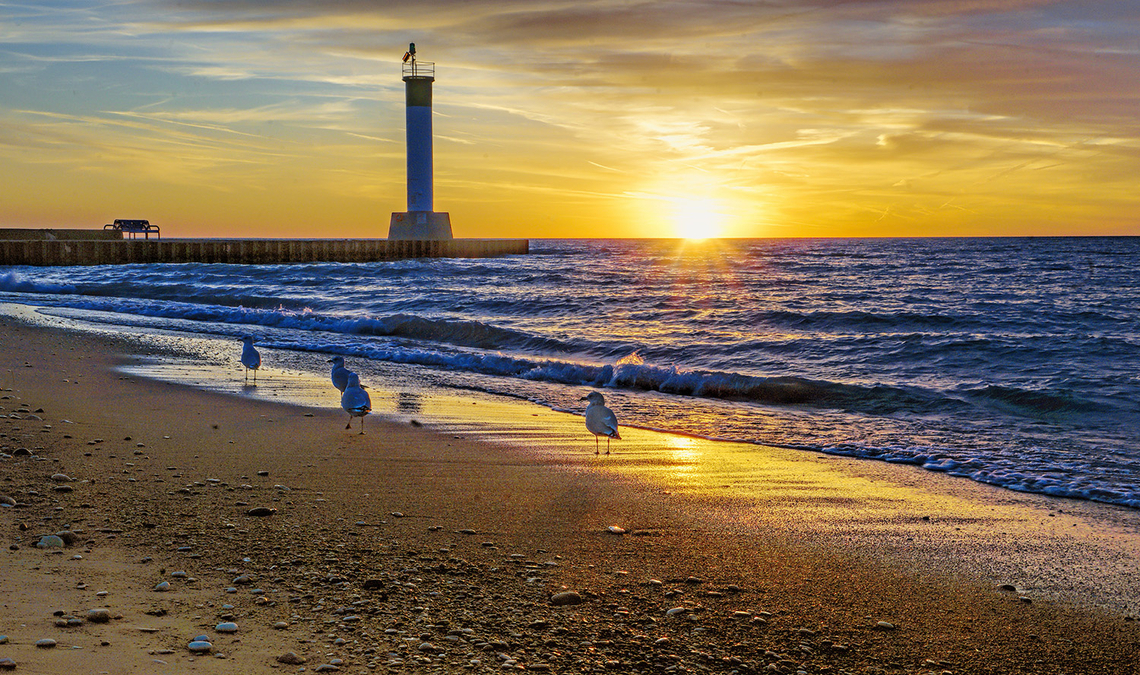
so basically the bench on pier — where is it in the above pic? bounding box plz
[104,219,160,239]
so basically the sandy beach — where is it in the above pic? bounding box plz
[2,312,1139,674]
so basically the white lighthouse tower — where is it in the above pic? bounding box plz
[389,43,454,240]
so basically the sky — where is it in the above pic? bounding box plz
[1,0,1138,239]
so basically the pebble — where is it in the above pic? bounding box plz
[36,535,65,549]
[314,666,340,673]
[607,526,627,535]
[188,640,213,653]
[273,621,289,629]
[666,607,687,616]
[87,608,112,623]
[874,621,896,630]
[154,581,170,592]
[277,652,307,665]
[550,591,584,606]
[0,657,14,671]
[246,507,276,517]
[50,473,72,482]
[35,638,57,649]
[56,531,78,545]
[215,622,238,633]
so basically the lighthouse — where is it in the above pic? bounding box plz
[389,43,454,240]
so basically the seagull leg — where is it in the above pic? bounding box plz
[345,416,353,430]
[594,435,599,455]
[605,437,610,455]
[358,416,365,435]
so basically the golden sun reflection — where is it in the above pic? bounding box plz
[664,435,702,469]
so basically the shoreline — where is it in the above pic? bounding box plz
[2,312,1140,673]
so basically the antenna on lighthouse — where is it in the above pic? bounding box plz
[389,43,453,240]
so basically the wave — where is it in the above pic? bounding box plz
[752,308,968,332]
[816,444,1140,509]
[271,335,965,417]
[0,268,315,311]
[965,385,1100,415]
[0,271,77,295]
[13,296,583,355]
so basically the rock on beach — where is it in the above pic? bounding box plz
[277,652,307,664]
[550,591,584,606]
[36,535,65,549]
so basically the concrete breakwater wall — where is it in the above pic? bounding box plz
[0,238,528,266]
[0,228,123,241]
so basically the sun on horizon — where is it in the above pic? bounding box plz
[669,197,728,240]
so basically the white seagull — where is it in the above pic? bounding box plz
[328,356,352,393]
[581,391,621,455]
[240,336,261,383]
[341,372,372,434]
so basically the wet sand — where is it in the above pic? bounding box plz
[2,313,1139,674]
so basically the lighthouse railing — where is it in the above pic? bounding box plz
[402,61,435,79]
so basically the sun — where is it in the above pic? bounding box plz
[671,197,726,239]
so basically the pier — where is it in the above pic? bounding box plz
[0,231,528,266]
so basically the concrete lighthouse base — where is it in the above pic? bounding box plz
[388,211,453,240]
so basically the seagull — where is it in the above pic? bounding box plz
[240,336,261,383]
[341,372,372,434]
[581,391,620,455]
[328,356,352,393]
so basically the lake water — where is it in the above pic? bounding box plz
[3,237,1138,508]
